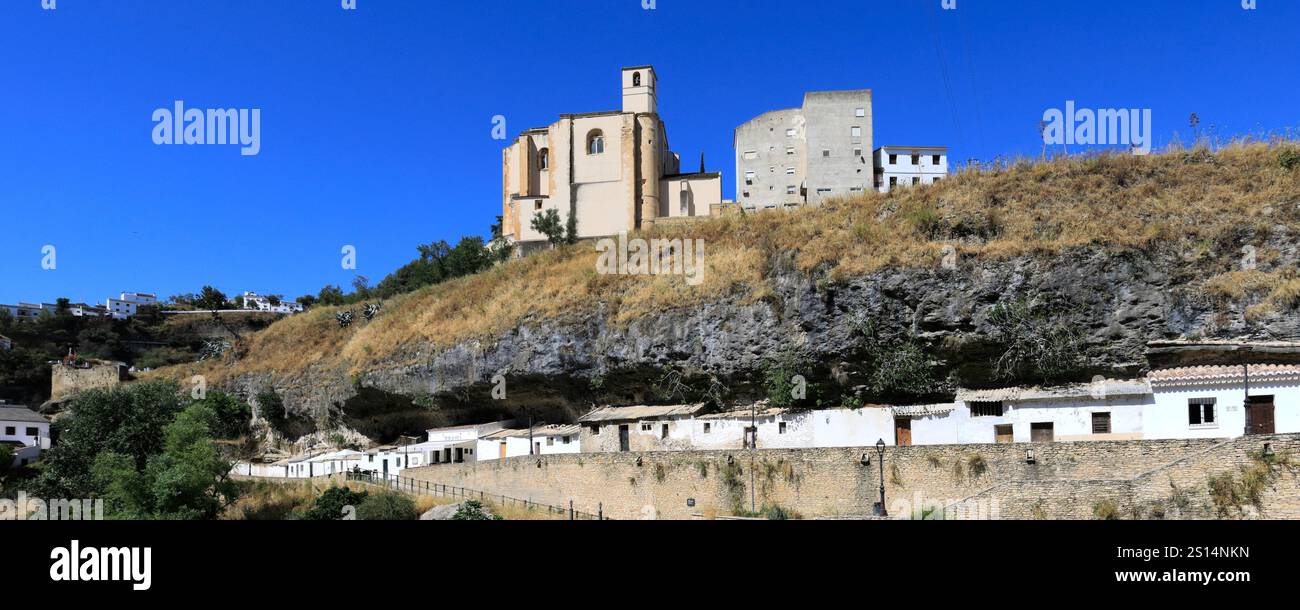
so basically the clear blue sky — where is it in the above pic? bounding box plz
[1,0,1296,306]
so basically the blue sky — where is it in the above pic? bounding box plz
[1,0,1296,306]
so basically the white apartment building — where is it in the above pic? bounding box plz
[735,89,874,211]
[874,146,949,192]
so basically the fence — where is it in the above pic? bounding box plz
[343,471,608,520]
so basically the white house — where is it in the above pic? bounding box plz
[477,424,581,460]
[241,291,305,314]
[578,404,708,453]
[1146,364,1300,439]
[905,380,1152,446]
[0,404,51,467]
[693,404,896,450]
[874,145,948,192]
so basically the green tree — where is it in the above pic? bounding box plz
[191,390,251,439]
[93,403,239,519]
[451,500,502,520]
[0,443,14,475]
[317,285,346,306]
[194,286,229,311]
[30,381,186,499]
[530,209,567,248]
[356,489,419,520]
[303,486,369,520]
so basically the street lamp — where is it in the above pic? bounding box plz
[875,438,887,517]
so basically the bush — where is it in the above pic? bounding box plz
[1279,145,1300,170]
[303,486,368,520]
[356,490,419,521]
[452,500,502,520]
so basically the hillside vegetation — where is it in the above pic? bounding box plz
[161,141,1300,391]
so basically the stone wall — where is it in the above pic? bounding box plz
[399,434,1300,520]
[50,363,125,403]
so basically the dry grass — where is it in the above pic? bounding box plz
[153,140,1300,386]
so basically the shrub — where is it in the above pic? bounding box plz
[452,500,502,520]
[1279,145,1300,170]
[303,486,368,520]
[356,490,419,521]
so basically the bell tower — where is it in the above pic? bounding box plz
[621,66,657,114]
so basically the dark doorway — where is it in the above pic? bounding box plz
[994,424,1014,444]
[895,418,913,447]
[1030,422,1054,443]
[1246,396,1276,435]
[619,425,630,452]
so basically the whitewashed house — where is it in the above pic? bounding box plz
[1,404,51,467]
[240,291,305,315]
[874,145,948,192]
[1146,364,1300,439]
[905,379,1152,446]
[477,424,580,460]
[404,421,513,466]
[693,404,896,450]
[578,404,708,453]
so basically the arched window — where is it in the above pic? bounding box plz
[538,148,549,170]
[633,72,642,87]
[587,130,605,155]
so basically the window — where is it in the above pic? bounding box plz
[703,423,711,434]
[778,422,787,434]
[786,128,797,137]
[632,71,641,87]
[785,167,795,175]
[933,177,942,184]
[851,126,862,138]
[538,148,549,170]
[1189,398,1217,427]
[1092,412,1112,434]
[786,146,796,155]
[745,170,755,185]
[912,177,920,186]
[661,424,669,439]
[679,190,692,216]
[562,436,571,444]
[588,425,600,435]
[534,201,543,211]
[547,437,554,446]
[970,401,1005,417]
[888,153,897,164]
[911,154,920,165]
[587,130,605,155]
[889,176,898,187]
[786,185,796,195]
[25,427,37,436]
[743,150,758,160]
[853,148,862,157]
[3,426,13,435]
[932,154,941,165]
[855,107,866,117]
[641,423,653,431]
[822,149,831,157]
[742,191,750,198]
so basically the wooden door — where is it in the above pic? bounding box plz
[895,418,912,447]
[1246,396,1276,435]
[1031,422,1054,443]
[994,424,1014,444]
[619,425,630,452]
[499,442,508,459]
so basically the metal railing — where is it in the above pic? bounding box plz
[343,471,608,520]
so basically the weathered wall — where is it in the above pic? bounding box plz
[49,364,124,403]
[400,434,1300,520]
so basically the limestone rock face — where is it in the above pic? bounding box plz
[227,241,1300,442]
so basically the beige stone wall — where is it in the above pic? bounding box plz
[50,363,124,403]
[400,435,1300,520]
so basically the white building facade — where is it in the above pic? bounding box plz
[1,405,51,467]
[1146,364,1300,440]
[874,146,948,192]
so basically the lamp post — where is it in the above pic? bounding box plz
[875,438,887,517]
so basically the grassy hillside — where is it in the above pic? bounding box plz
[160,140,1300,387]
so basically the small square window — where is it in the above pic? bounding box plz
[822,149,831,158]
[888,154,897,164]
[778,422,787,434]
[786,147,796,155]
[588,425,600,435]
[786,128,797,137]
[785,167,795,175]
[851,127,862,138]
[1091,412,1112,434]
[911,154,920,165]
[703,423,711,434]
[25,427,37,436]
[1189,398,1217,427]
[855,107,866,117]
[786,185,797,195]
[932,155,941,165]
[3,426,13,435]
[534,201,543,211]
